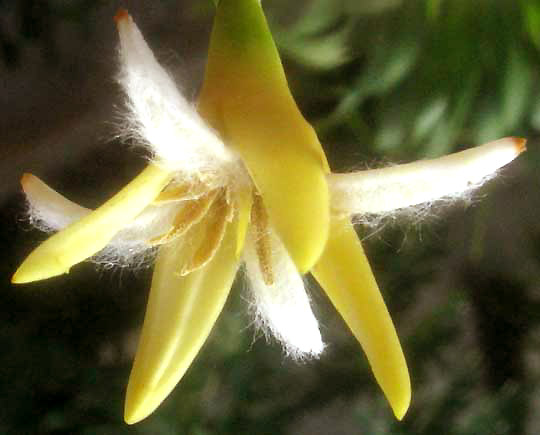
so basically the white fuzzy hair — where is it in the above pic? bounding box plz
[116,13,239,189]
[244,227,324,359]
[328,137,525,218]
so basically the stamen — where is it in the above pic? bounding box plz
[152,184,192,205]
[251,192,274,286]
[150,189,218,245]
[180,190,231,275]
[152,180,211,205]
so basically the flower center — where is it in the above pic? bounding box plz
[150,188,220,245]
[148,182,232,275]
[148,181,275,285]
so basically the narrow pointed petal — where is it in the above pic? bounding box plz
[312,217,410,420]
[124,219,239,424]
[21,173,182,254]
[244,228,324,358]
[198,0,330,273]
[329,137,526,215]
[115,9,236,181]
[12,165,172,283]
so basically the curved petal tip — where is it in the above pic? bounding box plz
[114,8,129,23]
[124,393,158,425]
[12,255,68,284]
[392,387,411,420]
[511,137,527,154]
[20,172,33,188]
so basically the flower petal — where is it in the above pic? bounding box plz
[198,0,330,273]
[20,173,184,266]
[12,165,172,283]
[115,9,236,182]
[21,173,91,230]
[312,217,411,420]
[329,137,526,215]
[124,216,239,424]
[244,227,324,359]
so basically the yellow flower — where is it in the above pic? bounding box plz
[12,1,525,425]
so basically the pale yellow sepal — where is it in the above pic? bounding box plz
[312,217,411,420]
[12,165,172,284]
[198,0,330,273]
[124,218,239,424]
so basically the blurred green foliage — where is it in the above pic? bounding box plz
[275,0,540,161]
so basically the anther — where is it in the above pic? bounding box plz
[150,189,219,245]
[181,190,231,275]
[251,192,274,286]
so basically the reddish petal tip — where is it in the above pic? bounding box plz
[20,173,33,188]
[511,137,527,154]
[114,8,130,24]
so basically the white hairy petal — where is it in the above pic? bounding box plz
[328,137,526,215]
[22,173,91,231]
[22,174,178,254]
[115,11,237,183]
[244,228,324,359]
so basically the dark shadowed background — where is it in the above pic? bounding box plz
[2,1,540,434]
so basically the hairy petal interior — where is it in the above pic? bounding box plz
[115,10,237,185]
[244,226,324,359]
[22,173,91,231]
[329,137,526,215]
